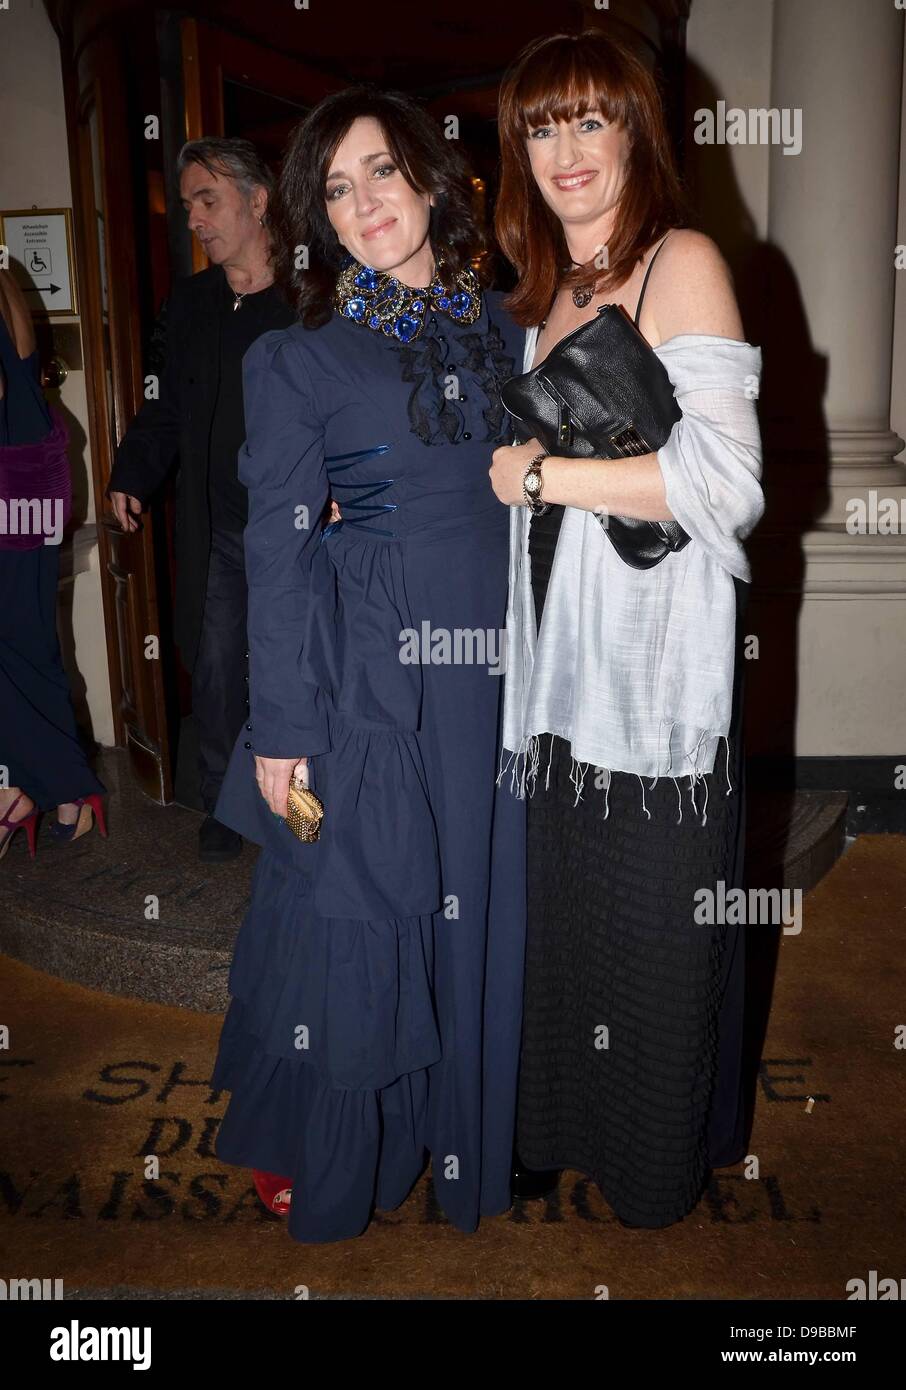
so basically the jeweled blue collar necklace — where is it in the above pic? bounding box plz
[334,254,482,343]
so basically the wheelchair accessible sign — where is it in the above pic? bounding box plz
[0,208,78,315]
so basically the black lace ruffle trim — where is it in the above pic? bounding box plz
[392,315,517,448]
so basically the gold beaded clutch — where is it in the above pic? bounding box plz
[285,775,324,843]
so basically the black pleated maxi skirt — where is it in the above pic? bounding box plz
[515,504,747,1228]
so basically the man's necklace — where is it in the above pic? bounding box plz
[229,276,271,311]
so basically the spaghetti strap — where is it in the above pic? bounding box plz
[633,232,672,328]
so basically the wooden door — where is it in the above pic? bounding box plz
[180,17,339,179]
[62,24,174,803]
[54,4,341,805]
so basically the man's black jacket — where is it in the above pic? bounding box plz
[107,265,296,671]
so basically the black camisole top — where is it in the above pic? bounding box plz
[527,233,671,625]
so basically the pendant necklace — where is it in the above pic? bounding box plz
[229,273,271,311]
[539,262,601,328]
[569,259,595,308]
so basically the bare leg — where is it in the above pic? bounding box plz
[0,786,34,820]
[0,787,36,851]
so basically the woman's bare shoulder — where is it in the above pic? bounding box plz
[0,270,37,357]
[647,229,744,344]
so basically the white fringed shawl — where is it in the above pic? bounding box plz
[499,330,765,808]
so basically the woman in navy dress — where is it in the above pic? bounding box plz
[211,88,527,1243]
[0,269,106,858]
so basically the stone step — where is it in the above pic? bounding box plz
[0,752,848,1012]
[746,789,848,891]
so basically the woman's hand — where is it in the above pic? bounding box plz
[255,755,308,816]
[490,439,545,506]
[492,438,674,521]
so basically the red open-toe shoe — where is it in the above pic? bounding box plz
[252,1169,293,1216]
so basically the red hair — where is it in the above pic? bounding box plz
[494,29,689,327]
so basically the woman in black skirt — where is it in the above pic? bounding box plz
[489,31,765,1228]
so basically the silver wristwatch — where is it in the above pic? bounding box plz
[522,451,550,515]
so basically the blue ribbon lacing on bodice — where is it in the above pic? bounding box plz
[321,444,398,540]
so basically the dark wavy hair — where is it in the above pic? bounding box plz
[272,86,485,328]
[495,30,689,328]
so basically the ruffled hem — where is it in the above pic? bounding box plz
[221,851,442,1090]
[213,1009,430,1243]
[212,1000,516,1242]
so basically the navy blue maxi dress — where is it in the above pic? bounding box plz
[211,289,527,1243]
[0,312,106,809]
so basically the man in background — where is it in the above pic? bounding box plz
[108,137,296,862]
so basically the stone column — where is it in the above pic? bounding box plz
[748,0,906,759]
[768,0,905,513]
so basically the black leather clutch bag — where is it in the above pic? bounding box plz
[501,303,690,569]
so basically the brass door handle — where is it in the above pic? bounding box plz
[41,355,69,389]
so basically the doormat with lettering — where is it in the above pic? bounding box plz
[1,835,903,1300]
